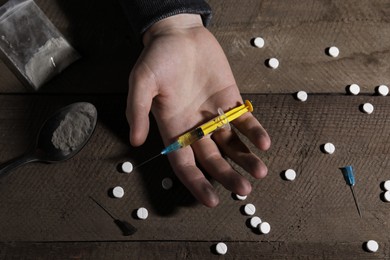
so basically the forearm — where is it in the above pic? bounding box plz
[119,0,212,34]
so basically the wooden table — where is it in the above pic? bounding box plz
[1,0,390,259]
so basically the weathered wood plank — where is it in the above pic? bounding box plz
[1,241,388,259]
[1,0,389,258]
[0,0,389,94]
[0,94,390,259]
[210,0,390,93]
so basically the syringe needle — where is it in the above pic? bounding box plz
[341,165,363,218]
[350,186,362,218]
[89,196,137,236]
[134,153,162,170]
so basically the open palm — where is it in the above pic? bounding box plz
[126,14,270,207]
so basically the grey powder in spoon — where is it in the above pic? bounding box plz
[51,104,96,152]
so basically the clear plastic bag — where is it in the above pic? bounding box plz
[0,0,80,90]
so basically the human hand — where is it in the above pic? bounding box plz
[126,14,271,207]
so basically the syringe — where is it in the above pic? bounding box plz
[134,100,254,169]
[161,100,253,154]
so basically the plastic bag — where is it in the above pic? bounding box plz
[0,0,80,90]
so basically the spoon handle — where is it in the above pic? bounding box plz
[0,153,39,178]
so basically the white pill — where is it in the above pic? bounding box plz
[112,186,124,198]
[250,216,262,228]
[234,194,247,201]
[258,222,271,234]
[121,161,133,173]
[136,207,149,220]
[267,58,279,69]
[216,242,228,255]
[244,203,256,216]
[383,191,390,202]
[284,169,297,181]
[327,46,339,57]
[377,85,389,96]
[366,240,379,253]
[362,103,374,114]
[296,91,308,102]
[347,84,360,95]
[383,180,390,191]
[253,37,265,48]
[323,142,336,154]
[162,177,173,190]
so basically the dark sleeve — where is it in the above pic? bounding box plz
[119,0,212,34]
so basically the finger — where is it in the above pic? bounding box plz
[168,147,219,208]
[192,137,252,196]
[126,65,157,146]
[232,113,271,151]
[212,129,268,179]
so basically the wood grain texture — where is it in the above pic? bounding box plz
[209,0,390,94]
[1,0,390,258]
[0,0,389,94]
[0,94,390,259]
[1,241,388,259]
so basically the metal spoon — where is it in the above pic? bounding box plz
[0,102,97,178]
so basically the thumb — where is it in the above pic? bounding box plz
[126,65,157,147]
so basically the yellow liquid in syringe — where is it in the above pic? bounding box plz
[161,100,253,155]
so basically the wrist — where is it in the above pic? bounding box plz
[143,14,203,45]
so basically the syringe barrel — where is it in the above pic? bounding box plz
[161,101,253,155]
[162,128,204,155]
[177,128,204,147]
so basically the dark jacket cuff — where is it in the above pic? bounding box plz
[119,0,212,34]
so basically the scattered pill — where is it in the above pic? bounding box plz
[112,186,124,198]
[365,240,379,253]
[284,169,297,181]
[250,216,262,228]
[267,58,279,69]
[162,177,173,190]
[323,142,336,154]
[362,103,374,114]
[136,207,148,220]
[216,242,228,255]
[244,203,256,216]
[296,91,308,102]
[121,161,133,173]
[383,180,390,191]
[377,84,389,96]
[347,84,360,95]
[327,46,339,57]
[383,191,390,202]
[253,37,265,48]
[234,194,247,201]
[258,221,271,234]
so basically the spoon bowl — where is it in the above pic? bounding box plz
[0,102,97,178]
